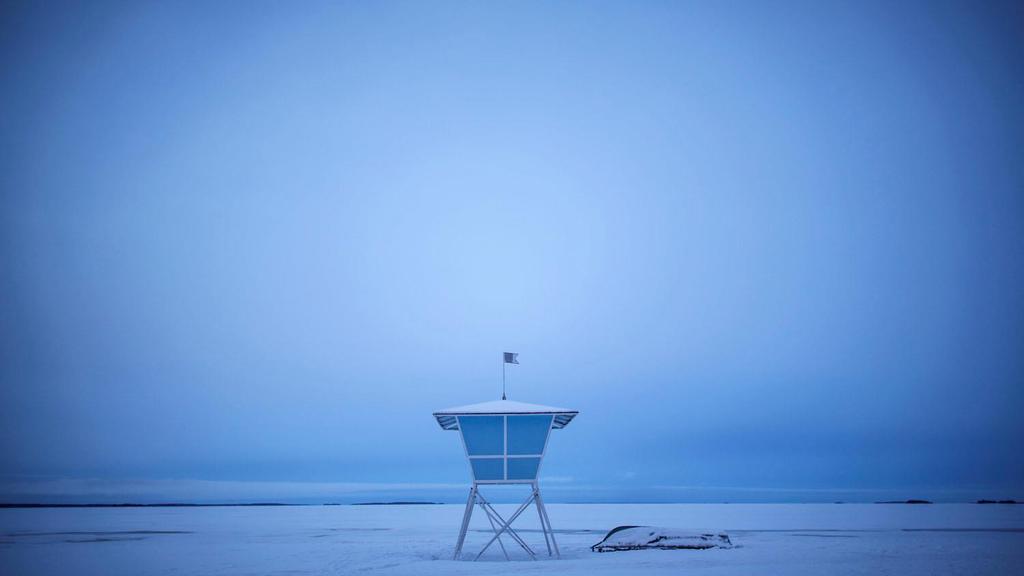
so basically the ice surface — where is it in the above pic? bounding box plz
[1,503,1022,575]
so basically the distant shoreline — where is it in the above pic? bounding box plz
[0,501,443,509]
[0,500,1016,509]
[0,503,295,508]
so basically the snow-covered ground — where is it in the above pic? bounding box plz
[2,502,1022,575]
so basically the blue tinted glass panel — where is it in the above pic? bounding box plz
[470,458,504,480]
[459,416,504,456]
[507,457,541,480]
[507,415,552,455]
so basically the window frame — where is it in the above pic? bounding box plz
[456,414,555,484]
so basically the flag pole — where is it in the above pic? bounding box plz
[502,354,506,400]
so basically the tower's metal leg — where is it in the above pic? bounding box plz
[481,499,510,560]
[453,484,476,560]
[535,488,560,558]
[474,491,537,561]
[533,483,553,556]
[478,496,535,557]
[458,484,558,561]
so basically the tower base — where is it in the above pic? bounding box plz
[453,481,559,561]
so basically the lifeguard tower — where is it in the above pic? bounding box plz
[433,399,578,560]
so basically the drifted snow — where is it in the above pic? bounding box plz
[1,503,1022,575]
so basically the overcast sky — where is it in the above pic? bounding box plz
[1,1,1022,504]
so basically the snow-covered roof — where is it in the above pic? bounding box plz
[433,399,578,431]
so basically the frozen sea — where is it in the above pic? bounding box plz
[2,502,1022,575]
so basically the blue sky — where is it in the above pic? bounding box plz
[1,1,1022,504]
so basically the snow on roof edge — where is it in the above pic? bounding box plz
[434,399,577,415]
[433,399,578,431]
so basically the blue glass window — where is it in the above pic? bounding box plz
[507,415,552,455]
[470,458,504,481]
[507,457,541,480]
[459,416,504,456]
